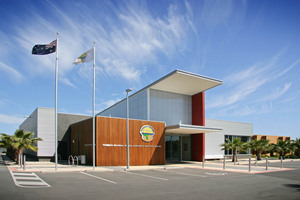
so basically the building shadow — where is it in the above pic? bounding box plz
[283,184,300,191]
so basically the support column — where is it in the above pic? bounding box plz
[192,92,205,162]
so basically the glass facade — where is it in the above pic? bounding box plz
[166,136,181,161]
[224,135,250,155]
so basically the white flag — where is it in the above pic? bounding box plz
[73,48,94,65]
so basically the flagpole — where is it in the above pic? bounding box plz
[93,41,96,170]
[55,32,59,171]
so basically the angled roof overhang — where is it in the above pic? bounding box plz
[165,124,222,135]
[98,69,222,116]
[149,70,222,95]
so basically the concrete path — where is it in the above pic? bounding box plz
[2,154,299,174]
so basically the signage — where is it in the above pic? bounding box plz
[140,125,155,142]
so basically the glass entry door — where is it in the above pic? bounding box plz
[166,136,181,161]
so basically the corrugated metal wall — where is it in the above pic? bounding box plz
[20,108,55,157]
[19,108,38,157]
[100,89,148,120]
[205,119,253,159]
[36,108,55,157]
[150,89,191,125]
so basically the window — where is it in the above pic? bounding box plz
[224,135,250,155]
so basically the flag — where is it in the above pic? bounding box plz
[32,40,57,55]
[73,48,94,65]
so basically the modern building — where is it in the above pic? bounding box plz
[70,116,165,166]
[19,107,90,161]
[99,70,253,163]
[19,69,253,165]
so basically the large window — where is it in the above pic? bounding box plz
[224,135,250,155]
[166,136,181,161]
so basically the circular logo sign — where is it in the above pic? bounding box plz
[140,125,155,142]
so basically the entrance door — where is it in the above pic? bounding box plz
[166,135,191,161]
[166,136,181,161]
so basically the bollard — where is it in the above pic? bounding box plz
[23,155,26,171]
[266,157,268,170]
[19,154,23,168]
[280,156,283,169]
[202,156,205,168]
[249,157,251,172]
[68,155,74,166]
[223,156,226,170]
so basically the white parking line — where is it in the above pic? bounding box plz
[123,171,168,181]
[80,172,117,184]
[9,171,51,188]
[155,169,207,178]
[205,172,227,176]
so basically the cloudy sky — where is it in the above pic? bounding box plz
[0,0,299,139]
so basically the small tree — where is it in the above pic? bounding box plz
[220,138,247,162]
[248,139,270,160]
[0,129,42,163]
[273,140,295,159]
[293,138,300,158]
[0,133,17,160]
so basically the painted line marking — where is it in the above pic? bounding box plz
[80,172,117,184]
[13,172,36,176]
[15,176,40,180]
[123,171,168,181]
[155,170,207,178]
[205,172,227,176]
[9,171,51,188]
[16,181,49,186]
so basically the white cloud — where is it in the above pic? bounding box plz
[101,98,122,109]
[0,61,24,81]
[207,70,267,108]
[0,114,24,125]
[5,1,193,87]
[260,83,292,102]
[231,103,273,116]
[208,103,273,118]
[207,52,296,109]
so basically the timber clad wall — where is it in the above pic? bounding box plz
[70,118,93,165]
[71,117,165,166]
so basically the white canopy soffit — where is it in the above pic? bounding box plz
[149,70,223,95]
[165,124,222,135]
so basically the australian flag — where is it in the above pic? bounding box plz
[32,39,57,55]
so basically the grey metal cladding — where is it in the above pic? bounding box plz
[149,89,191,126]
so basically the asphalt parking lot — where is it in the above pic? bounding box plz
[1,161,300,200]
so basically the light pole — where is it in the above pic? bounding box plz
[126,88,132,170]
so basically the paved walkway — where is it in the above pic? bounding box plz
[2,154,299,174]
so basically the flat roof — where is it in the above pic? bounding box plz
[165,124,222,135]
[149,69,222,95]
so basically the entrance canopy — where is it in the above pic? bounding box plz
[165,124,222,135]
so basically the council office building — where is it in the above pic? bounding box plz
[98,70,252,163]
[20,70,253,165]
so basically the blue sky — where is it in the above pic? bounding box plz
[0,0,299,139]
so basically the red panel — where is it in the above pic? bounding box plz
[192,92,205,126]
[192,92,205,162]
[192,134,205,161]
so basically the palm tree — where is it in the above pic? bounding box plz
[0,133,17,160]
[0,129,42,163]
[220,138,247,162]
[293,138,300,158]
[273,140,295,159]
[248,139,270,160]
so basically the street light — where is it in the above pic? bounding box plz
[126,88,132,169]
